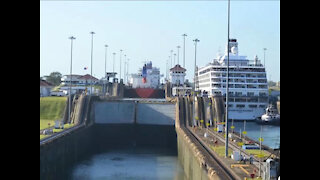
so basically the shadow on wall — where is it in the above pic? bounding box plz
[136,103,176,125]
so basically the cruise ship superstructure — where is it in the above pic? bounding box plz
[196,39,268,120]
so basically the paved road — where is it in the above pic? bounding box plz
[195,127,265,171]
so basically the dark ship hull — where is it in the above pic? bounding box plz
[124,88,165,98]
[255,117,280,126]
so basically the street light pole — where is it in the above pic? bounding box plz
[90,31,95,95]
[112,53,116,74]
[182,34,187,68]
[193,39,200,127]
[263,48,267,67]
[259,125,263,177]
[225,0,230,158]
[177,46,181,65]
[124,54,127,84]
[104,45,108,95]
[120,49,123,81]
[170,50,173,67]
[126,58,130,84]
[68,36,76,124]
[173,53,176,65]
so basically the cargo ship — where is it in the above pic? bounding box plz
[124,61,165,98]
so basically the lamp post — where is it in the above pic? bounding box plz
[166,58,169,81]
[124,54,127,84]
[170,50,173,67]
[193,38,200,127]
[126,58,130,84]
[225,0,231,158]
[120,49,123,81]
[68,36,76,124]
[259,126,263,177]
[177,46,181,65]
[173,53,176,66]
[263,48,267,67]
[112,53,116,73]
[104,45,108,95]
[182,34,187,68]
[90,31,95,95]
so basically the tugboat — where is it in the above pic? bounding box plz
[256,104,280,125]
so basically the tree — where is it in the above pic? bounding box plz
[44,72,62,86]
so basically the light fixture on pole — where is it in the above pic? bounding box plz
[173,53,176,65]
[124,54,127,84]
[68,36,76,124]
[90,31,95,95]
[104,45,108,95]
[168,56,171,80]
[126,58,130,84]
[170,50,173,67]
[225,0,231,158]
[105,45,108,78]
[182,34,187,67]
[166,58,168,81]
[263,48,267,67]
[120,49,123,81]
[193,38,200,127]
[112,52,116,74]
[177,46,181,65]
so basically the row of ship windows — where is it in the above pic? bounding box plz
[198,84,268,89]
[198,68,265,75]
[226,104,266,108]
[224,98,268,103]
[200,79,267,83]
[197,74,266,81]
[212,84,268,89]
[209,73,265,78]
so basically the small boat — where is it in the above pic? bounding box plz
[256,104,280,125]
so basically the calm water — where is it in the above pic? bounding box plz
[71,148,186,180]
[232,121,280,149]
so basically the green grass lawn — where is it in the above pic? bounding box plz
[245,149,269,158]
[40,119,56,130]
[41,123,76,140]
[210,145,233,158]
[40,97,67,130]
[40,135,49,140]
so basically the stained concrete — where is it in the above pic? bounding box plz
[93,101,175,125]
[136,103,175,125]
[94,101,135,124]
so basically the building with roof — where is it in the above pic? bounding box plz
[59,74,100,95]
[40,79,53,97]
[61,74,99,86]
[169,64,186,86]
[169,64,192,96]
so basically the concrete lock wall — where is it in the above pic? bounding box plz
[136,103,175,125]
[177,133,209,180]
[93,101,175,125]
[40,126,96,180]
[94,101,135,124]
[176,97,223,180]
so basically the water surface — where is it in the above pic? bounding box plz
[71,148,185,180]
[232,121,280,149]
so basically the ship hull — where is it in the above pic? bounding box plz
[255,117,280,126]
[228,108,265,121]
[124,88,165,98]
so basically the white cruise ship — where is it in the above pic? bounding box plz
[196,39,268,120]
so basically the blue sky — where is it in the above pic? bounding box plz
[40,1,280,82]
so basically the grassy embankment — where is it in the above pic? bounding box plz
[40,96,67,130]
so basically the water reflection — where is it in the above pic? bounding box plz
[232,121,280,149]
[71,148,186,180]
